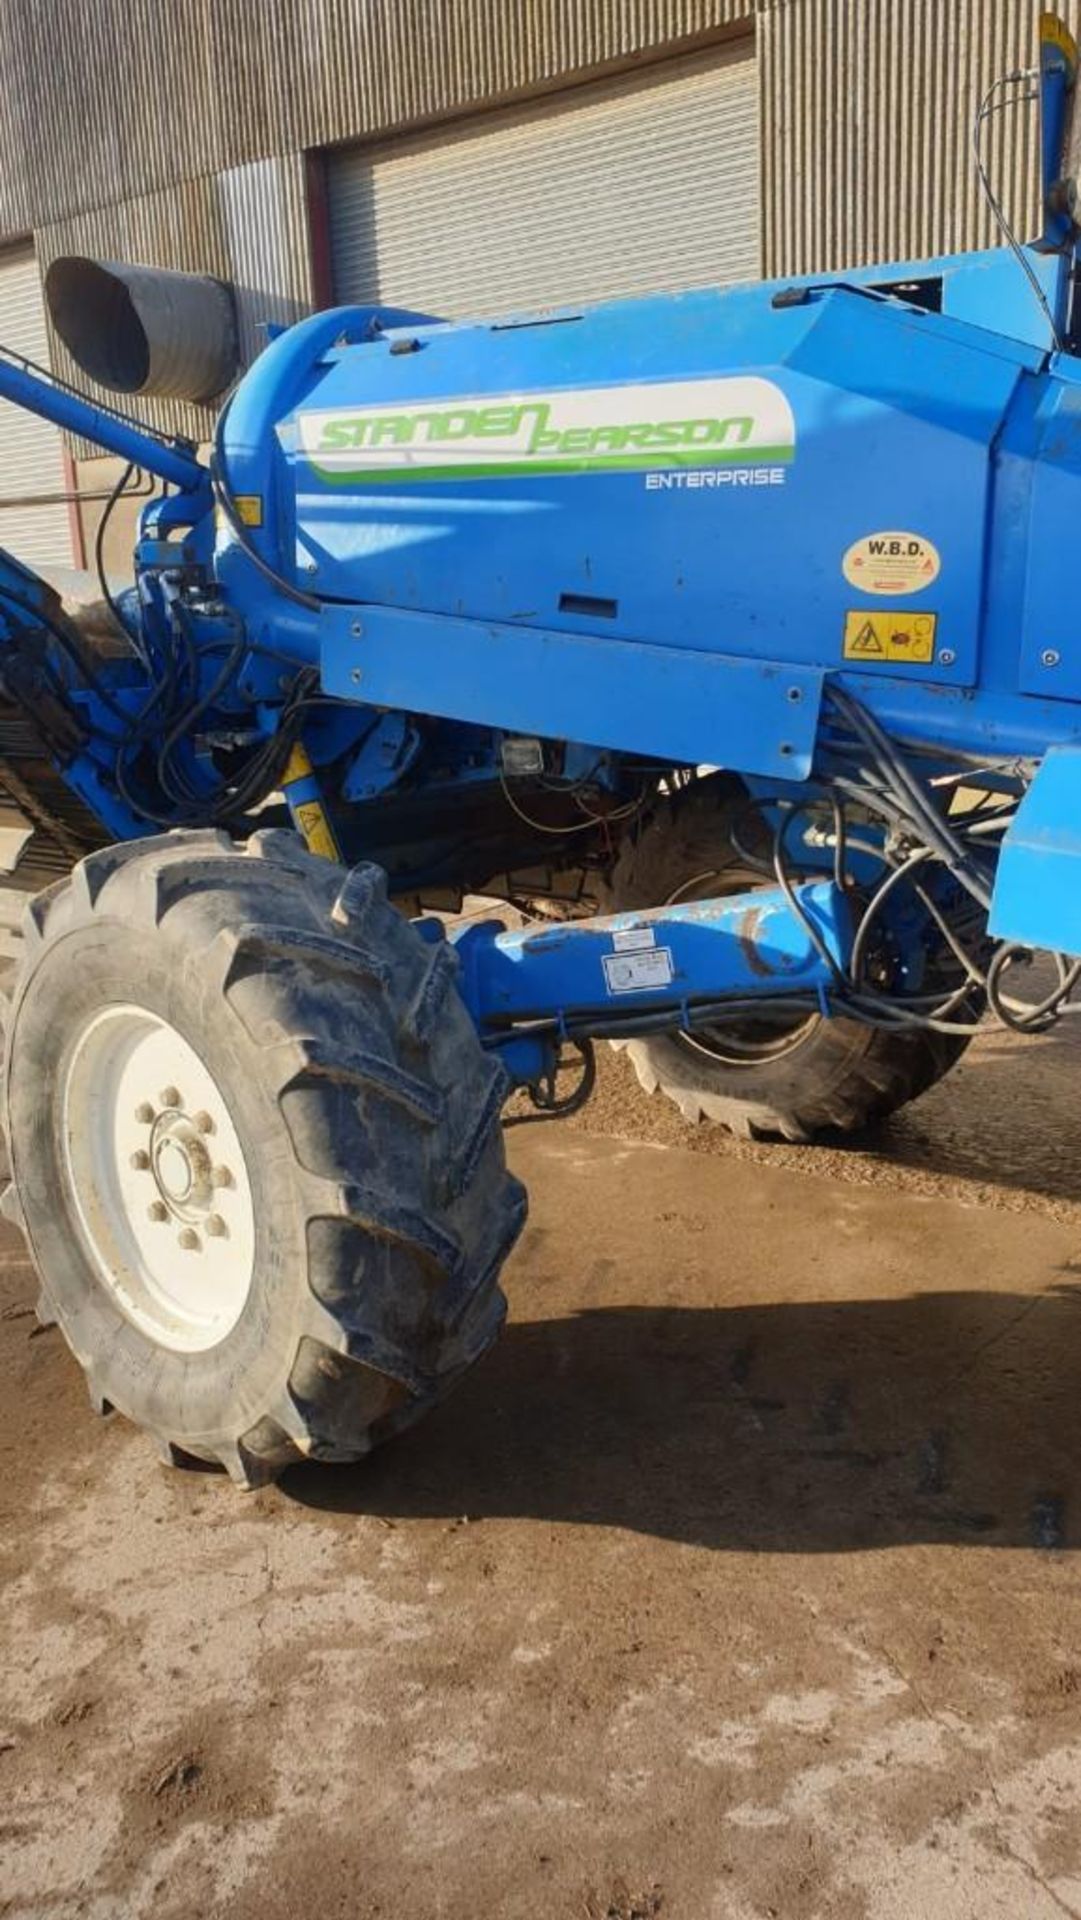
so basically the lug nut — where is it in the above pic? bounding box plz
[205,1213,227,1238]
[129,1149,150,1172]
[210,1165,234,1189]
[135,1102,155,1125]
[147,1200,169,1223]
[177,1227,200,1251]
[192,1110,215,1135]
[159,1086,182,1110]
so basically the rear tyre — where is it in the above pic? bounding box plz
[0,829,526,1485]
[601,778,970,1142]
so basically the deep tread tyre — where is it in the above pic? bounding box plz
[601,779,969,1143]
[0,829,526,1485]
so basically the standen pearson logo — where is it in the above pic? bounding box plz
[299,377,796,484]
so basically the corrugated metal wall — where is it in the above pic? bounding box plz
[0,0,756,240]
[0,245,69,565]
[1,1,1069,267]
[759,0,1075,276]
[217,159,318,365]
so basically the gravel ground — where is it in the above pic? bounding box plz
[4,1020,1081,1918]
[562,1013,1081,1225]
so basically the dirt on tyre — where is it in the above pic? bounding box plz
[0,829,526,1485]
[601,777,969,1143]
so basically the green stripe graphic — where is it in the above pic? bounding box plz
[310,445,795,486]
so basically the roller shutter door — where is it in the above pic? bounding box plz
[328,39,758,319]
[0,244,70,569]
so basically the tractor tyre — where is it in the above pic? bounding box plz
[0,829,526,1485]
[600,777,970,1143]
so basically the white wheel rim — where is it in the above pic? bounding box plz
[61,1005,256,1354]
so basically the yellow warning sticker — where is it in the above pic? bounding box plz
[294,799,340,861]
[280,742,314,785]
[232,494,264,528]
[843,610,937,664]
[842,530,940,596]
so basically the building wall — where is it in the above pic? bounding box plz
[0,1,1075,492]
[758,0,1056,276]
[0,0,756,240]
[3,2,1067,258]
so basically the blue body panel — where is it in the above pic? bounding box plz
[282,285,1033,699]
[216,266,1081,785]
[319,603,824,780]
[991,748,1081,952]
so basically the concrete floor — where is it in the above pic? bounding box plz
[4,1030,1081,1918]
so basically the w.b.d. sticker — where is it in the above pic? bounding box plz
[843,610,937,664]
[843,531,940,595]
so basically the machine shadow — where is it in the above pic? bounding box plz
[282,1279,1081,1551]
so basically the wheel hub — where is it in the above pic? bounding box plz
[61,1006,256,1352]
[150,1114,210,1212]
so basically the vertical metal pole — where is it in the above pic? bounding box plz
[1037,14,1081,346]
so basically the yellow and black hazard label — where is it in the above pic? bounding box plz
[279,742,341,860]
[280,742,315,786]
[843,610,937,665]
[213,494,264,537]
[293,799,340,862]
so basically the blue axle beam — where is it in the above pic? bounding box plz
[450,878,849,1080]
